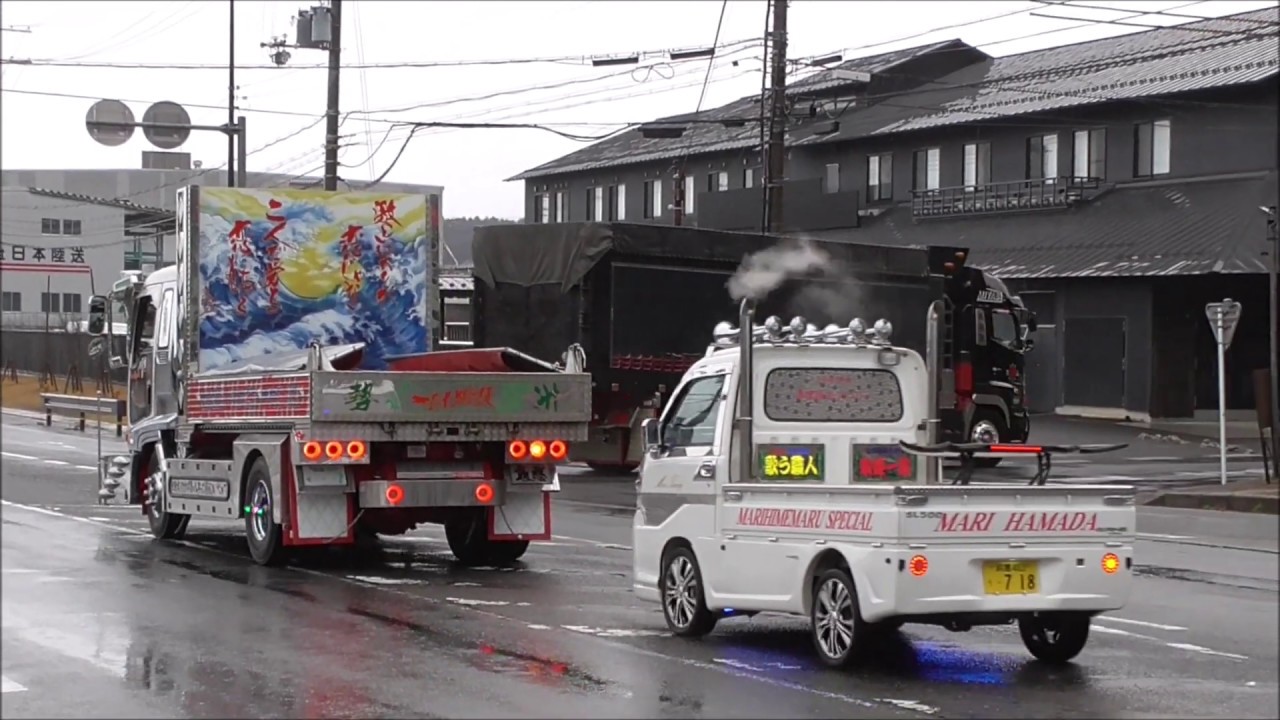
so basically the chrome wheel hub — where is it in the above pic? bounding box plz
[972,419,999,444]
[663,556,698,629]
[814,578,855,659]
[249,482,272,542]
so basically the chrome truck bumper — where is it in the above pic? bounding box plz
[357,478,506,509]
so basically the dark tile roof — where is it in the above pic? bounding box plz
[798,8,1279,144]
[801,173,1277,278]
[23,186,172,216]
[786,39,975,96]
[514,9,1278,179]
[510,40,980,181]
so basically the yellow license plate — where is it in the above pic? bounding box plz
[982,560,1040,595]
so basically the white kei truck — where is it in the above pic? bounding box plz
[86,185,590,567]
[632,300,1136,666]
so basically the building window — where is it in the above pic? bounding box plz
[554,191,568,222]
[743,167,755,189]
[716,171,728,192]
[608,184,627,221]
[61,293,82,314]
[40,218,59,235]
[643,180,662,219]
[40,292,61,314]
[593,186,605,221]
[1134,119,1170,177]
[62,219,82,235]
[1072,129,1106,180]
[963,142,991,188]
[683,174,696,214]
[1026,133,1059,180]
[1,291,20,312]
[824,163,840,193]
[534,193,550,223]
[912,147,940,191]
[867,153,893,202]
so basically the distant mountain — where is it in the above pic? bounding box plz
[442,216,519,267]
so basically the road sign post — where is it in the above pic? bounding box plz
[1205,299,1243,485]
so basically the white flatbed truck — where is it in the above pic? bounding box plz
[633,301,1135,665]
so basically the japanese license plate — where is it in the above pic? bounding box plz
[507,465,551,485]
[756,444,824,481]
[852,444,914,481]
[982,560,1040,595]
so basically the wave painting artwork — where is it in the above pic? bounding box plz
[195,187,437,372]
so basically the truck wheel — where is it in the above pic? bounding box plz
[243,457,286,566]
[811,568,868,667]
[659,546,718,637]
[445,510,529,566]
[1018,612,1091,664]
[143,449,189,540]
[970,411,1006,468]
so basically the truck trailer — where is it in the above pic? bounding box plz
[88,186,591,566]
[470,222,1036,472]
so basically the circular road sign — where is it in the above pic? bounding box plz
[142,101,192,150]
[85,99,135,147]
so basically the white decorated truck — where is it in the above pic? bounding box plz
[86,185,590,566]
[632,299,1135,665]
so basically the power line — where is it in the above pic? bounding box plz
[1,37,763,71]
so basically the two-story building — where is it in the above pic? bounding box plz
[511,8,1279,421]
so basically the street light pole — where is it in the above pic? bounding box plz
[228,0,237,187]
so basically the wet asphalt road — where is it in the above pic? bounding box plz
[2,414,1278,719]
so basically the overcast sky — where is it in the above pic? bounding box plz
[1,0,1273,219]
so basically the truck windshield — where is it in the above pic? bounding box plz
[991,310,1023,351]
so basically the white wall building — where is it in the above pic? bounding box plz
[1,166,444,330]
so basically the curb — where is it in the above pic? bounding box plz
[1144,490,1279,515]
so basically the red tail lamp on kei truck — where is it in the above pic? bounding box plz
[632,304,1135,666]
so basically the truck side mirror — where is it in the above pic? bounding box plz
[87,295,108,335]
[641,417,662,452]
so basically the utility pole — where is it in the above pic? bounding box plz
[228,0,237,187]
[1266,203,1279,482]
[763,0,789,234]
[323,0,343,191]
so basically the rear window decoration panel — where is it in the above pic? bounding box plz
[763,368,903,422]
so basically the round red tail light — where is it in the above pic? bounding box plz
[508,440,528,460]
[303,441,323,460]
[325,441,343,460]
[475,483,494,504]
[346,440,367,460]
[909,554,929,577]
[548,440,567,460]
[385,483,404,505]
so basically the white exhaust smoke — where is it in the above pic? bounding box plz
[727,240,829,302]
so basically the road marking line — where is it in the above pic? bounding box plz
[43,460,69,466]
[1,451,37,460]
[73,465,97,471]
[1,676,26,693]
[1137,532,1194,541]
[1096,616,1187,631]
[1165,642,1248,661]
[1128,456,1183,462]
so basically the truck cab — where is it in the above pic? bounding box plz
[633,303,1134,667]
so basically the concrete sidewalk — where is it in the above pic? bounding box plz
[1145,478,1279,515]
[1032,414,1266,461]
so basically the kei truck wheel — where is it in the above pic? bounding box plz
[243,457,287,566]
[811,568,868,668]
[143,448,189,540]
[1019,611,1091,664]
[659,546,718,637]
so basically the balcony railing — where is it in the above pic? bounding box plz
[911,176,1102,219]
[439,321,473,347]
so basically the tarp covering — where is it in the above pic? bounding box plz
[471,222,933,292]
[386,347,561,373]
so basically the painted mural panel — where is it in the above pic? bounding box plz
[196,187,437,371]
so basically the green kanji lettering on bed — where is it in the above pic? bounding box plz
[346,381,373,412]
[534,383,559,411]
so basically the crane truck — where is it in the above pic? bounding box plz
[87,185,590,567]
